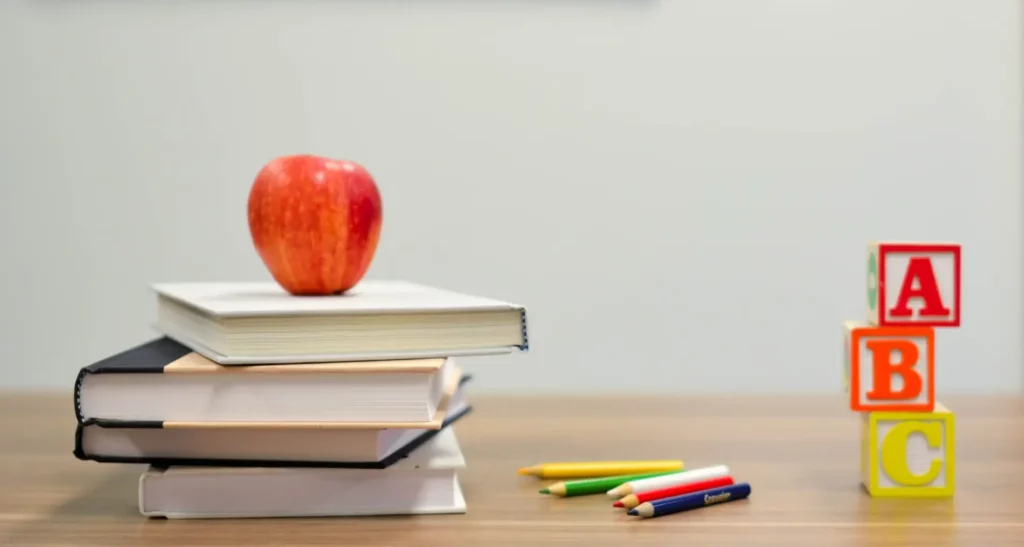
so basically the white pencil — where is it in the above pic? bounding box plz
[606,464,730,498]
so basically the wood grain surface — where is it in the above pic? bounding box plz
[2,393,1023,546]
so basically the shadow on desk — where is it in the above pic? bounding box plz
[2,466,138,546]
[1,464,430,547]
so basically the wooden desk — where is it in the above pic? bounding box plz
[1,394,1022,546]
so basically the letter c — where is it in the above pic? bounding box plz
[881,421,943,486]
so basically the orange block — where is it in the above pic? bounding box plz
[848,325,935,412]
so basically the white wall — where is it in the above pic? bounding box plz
[1,0,1020,393]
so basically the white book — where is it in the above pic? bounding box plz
[75,337,465,426]
[151,280,529,365]
[138,428,468,519]
[77,384,471,467]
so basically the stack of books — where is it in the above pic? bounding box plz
[73,280,528,519]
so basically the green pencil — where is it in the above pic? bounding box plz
[539,470,682,497]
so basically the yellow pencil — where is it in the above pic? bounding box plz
[517,460,683,479]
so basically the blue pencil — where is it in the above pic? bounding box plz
[626,482,751,518]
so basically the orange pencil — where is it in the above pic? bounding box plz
[614,476,735,509]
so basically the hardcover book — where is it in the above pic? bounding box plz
[75,375,471,468]
[151,280,529,364]
[137,427,468,519]
[75,337,464,427]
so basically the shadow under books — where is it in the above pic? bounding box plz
[1,465,458,547]
[0,467,139,546]
[53,466,143,518]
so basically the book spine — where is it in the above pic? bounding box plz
[73,368,88,423]
[72,423,86,460]
[74,419,166,462]
[520,309,530,351]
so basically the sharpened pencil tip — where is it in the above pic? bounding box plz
[627,509,638,516]
[539,488,550,494]
[606,489,621,498]
[613,501,623,508]
[517,467,531,476]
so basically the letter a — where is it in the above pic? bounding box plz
[889,257,950,318]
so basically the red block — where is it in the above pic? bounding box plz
[867,242,961,327]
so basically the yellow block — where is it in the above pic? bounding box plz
[860,401,955,498]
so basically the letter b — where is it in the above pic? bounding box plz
[865,339,922,401]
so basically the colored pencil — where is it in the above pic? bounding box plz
[540,471,681,497]
[517,460,683,480]
[614,475,735,508]
[627,482,752,518]
[606,464,729,498]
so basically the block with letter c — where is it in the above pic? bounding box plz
[860,402,955,498]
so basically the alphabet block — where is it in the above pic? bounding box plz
[848,324,934,412]
[860,402,955,498]
[866,242,961,327]
[841,320,870,393]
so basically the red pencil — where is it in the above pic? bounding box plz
[613,476,735,509]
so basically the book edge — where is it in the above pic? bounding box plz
[157,326,519,364]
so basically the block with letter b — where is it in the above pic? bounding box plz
[866,242,961,327]
[848,324,934,412]
[860,402,955,498]
[841,320,868,393]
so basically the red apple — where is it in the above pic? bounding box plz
[247,154,382,295]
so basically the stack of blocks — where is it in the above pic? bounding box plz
[844,242,961,498]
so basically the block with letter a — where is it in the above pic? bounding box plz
[860,402,955,498]
[847,324,934,412]
[866,242,961,327]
